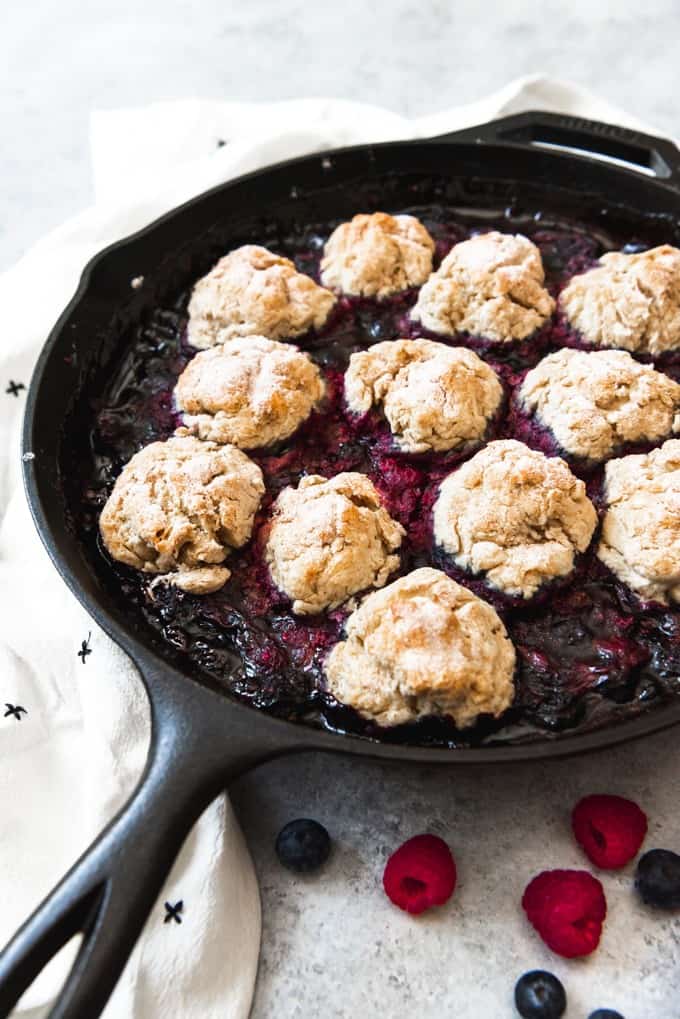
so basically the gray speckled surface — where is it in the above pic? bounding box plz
[4,1,680,1014]
[232,738,680,1018]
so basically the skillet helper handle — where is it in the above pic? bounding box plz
[0,672,278,1019]
[428,110,680,186]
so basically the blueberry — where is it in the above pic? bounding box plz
[635,849,680,909]
[275,819,331,873]
[514,971,566,1019]
[588,1010,625,1019]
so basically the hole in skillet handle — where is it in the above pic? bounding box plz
[426,110,680,185]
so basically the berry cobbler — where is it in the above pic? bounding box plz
[83,205,680,748]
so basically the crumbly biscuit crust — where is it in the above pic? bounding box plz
[99,435,264,594]
[264,472,404,614]
[175,336,325,449]
[433,439,597,598]
[560,244,680,355]
[345,338,503,453]
[519,348,680,461]
[597,439,680,604]
[411,231,555,342]
[321,212,435,298]
[187,244,336,348]
[324,567,516,728]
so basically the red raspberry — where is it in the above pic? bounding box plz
[382,834,457,915]
[572,794,648,869]
[522,869,607,958]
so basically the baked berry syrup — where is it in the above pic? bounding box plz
[77,208,680,748]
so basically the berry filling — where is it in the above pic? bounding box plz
[522,869,607,958]
[572,794,648,869]
[382,833,457,914]
[70,203,680,748]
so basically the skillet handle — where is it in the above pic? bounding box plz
[429,110,680,185]
[0,667,294,1019]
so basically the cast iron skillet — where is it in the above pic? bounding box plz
[2,111,680,1019]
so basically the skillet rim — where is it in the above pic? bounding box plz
[21,124,680,764]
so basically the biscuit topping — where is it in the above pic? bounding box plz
[321,212,435,298]
[433,440,597,598]
[264,472,404,614]
[187,244,336,348]
[411,231,555,342]
[324,567,516,728]
[345,338,503,453]
[99,435,264,593]
[175,336,325,449]
[597,439,680,604]
[560,244,680,355]
[519,348,680,461]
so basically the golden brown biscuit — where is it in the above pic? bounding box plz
[99,435,264,593]
[519,348,680,461]
[321,212,434,298]
[324,567,516,728]
[411,231,554,342]
[187,244,336,347]
[560,245,680,355]
[597,440,680,604]
[264,473,404,614]
[433,440,597,598]
[175,336,325,449]
[345,338,503,453]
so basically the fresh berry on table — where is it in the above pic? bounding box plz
[514,970,567,1019]
[522,869,607,957]
[382,833,457,914]
[634,848,680,909]
[275,819,331,873]
[571,794,647,869]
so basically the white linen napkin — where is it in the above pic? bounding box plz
[0,74,673,1019]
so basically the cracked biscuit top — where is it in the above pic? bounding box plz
[264,472,404,615]
[320,212,435,298]
[518,348,680,462]
[410,231,555,342]
[324,567,516,729]
[187,244,336,348]
[560,244,680,355]
[597,439,680,604]
[433,439,597,598]
[175,336,326,449]
[99,435,264,594]
[344,337,503,453]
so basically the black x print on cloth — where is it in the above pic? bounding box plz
[78,633,92,664]
[4,703,27,720]
[164,900,183,924]
[6,381,25,397]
